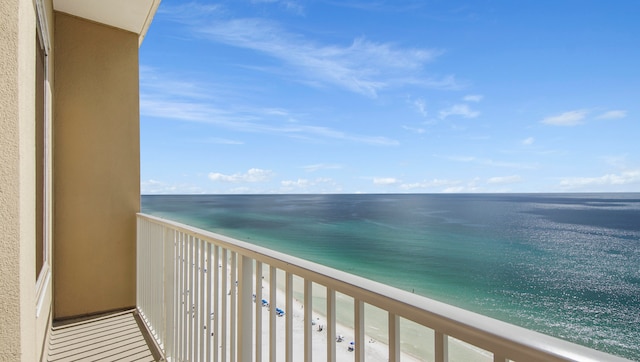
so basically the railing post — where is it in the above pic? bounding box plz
[238,255,254,362]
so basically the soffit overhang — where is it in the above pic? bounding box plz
[53,0,161,45]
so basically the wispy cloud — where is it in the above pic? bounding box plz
[522,137,535,146]
[163,5,454,97]
[373,177,401,185]
[487,175,522,184]
[208,168,274,183]
[597,110,627,120]
[444,155,538,169]
[542,110,588,126]
[439,104,480,119]
[413,98,428,117]
[400,178,462,191]
[558,170,640,189]
[280,177,340,193]
[251,0,305,14]
[141,69,399,146]
[141,179,205,194]
[463,94,483,102]
[402,125,426,134]
[302,163,343,172]
[200,137,245,145]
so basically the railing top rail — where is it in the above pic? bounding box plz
[137,213,630,362]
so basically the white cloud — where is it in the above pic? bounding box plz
[413,98,428,117]
[597,110,627,120]
[439,104,480,119]
[463,94,483,102]
[203,137,244,145]
[373,177,400,185]
[487,175,522,184]
[402,125,426,134]
[208,168,274,183]
[400,178,460,190]
[165,10,455,97]
[444,155,537,170]
[281,178,311,187]
[522,137,535,146]
[251,0,304,14]
[559,170,640,189]
[140,70,399,146]
[302,163,343,172]
[141,179,204,194]
[542,110,588,126]
[279,177,339,192]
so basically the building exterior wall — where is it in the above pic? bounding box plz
[53,13,140,319]
[0,0,38,360]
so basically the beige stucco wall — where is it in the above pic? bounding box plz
[0,0,37,360]
[53,13,140,319]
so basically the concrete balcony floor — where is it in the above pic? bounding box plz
[48,310,162,362]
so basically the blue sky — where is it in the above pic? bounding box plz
[140,0,639,194]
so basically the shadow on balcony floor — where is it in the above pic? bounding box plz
[48,309,163,362]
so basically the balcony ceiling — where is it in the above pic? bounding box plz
[53,0,161,44]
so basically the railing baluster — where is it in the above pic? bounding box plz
[187,236,193,360]
[435,331,448,362]
[285,272,293,362]
[221,248,228,362]
[269,266,277,362]
[192,238,199,361]
[304,279,312,362]
[327,288,336,362]
[206,243,212,362]
[253,260,262,362]
[494,354,507,362]
[238,255,253,362]
[355,299,364,362]
[213,244,220,362]
[255,261,263,362]
[389,313,400,362]
[178,232,186,361]
[199,239,206,361]
[164,227,174,358]
[231,251,237,362]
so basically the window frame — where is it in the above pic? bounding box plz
[34,0,52,316]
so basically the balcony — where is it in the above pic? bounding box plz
[136,213,630,362]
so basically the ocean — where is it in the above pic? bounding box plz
[141,193,640,360]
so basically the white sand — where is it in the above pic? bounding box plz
[252,278,420,362]
[213,262,491,361]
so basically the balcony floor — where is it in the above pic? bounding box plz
[48,310,162,362]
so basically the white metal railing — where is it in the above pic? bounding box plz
[136,213,630,362]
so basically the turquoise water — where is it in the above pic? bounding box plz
[142,193,640,360]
